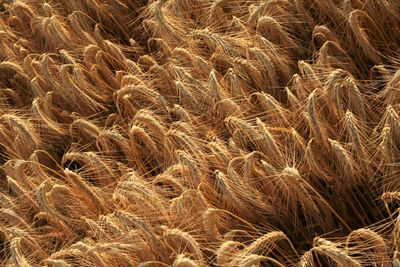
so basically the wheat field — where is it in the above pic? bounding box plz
[0,0,399,266]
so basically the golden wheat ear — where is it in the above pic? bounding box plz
[345,228,391,266]
[306,89,330,149]
[309,243,362,267]
[344,110,371,177]
[348,9,390,64]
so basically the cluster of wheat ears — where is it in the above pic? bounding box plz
[0,0,400,266]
